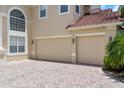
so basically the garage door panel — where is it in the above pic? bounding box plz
[36,38,72,62]
[77,35,105,65]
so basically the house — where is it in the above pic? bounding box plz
[0,5,123,65]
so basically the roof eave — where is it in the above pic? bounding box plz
[67,21,123,31]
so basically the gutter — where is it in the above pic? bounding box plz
[67,22,123,31]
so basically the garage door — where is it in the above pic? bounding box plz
[36,37,72,63]
[77,35,105,65]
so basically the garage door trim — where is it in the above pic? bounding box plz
[76,32,105,37]
[35,35,72,40]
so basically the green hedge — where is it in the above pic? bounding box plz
[120,7,124,18]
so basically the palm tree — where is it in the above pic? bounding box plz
[119,6,124,18]
[104,34,124,72]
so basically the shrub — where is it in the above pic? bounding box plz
[104,34,124,72]
[120,6,124,18]
[118,71,124,78]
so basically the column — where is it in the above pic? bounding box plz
[71,33,77,64]
[0,15,2,49]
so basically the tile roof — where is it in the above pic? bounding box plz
[67,9,124,30]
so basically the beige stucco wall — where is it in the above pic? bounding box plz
[73,5,85,22]
[90,5,100,9]
[32,5,73,37]
[31,5,91,37]
[31,5,87,57]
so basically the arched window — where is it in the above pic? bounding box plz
[10,9,25,32]
[9,9,27,55]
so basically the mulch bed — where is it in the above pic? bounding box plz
[103,70,124,83]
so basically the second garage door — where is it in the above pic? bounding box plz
[36,37,72,63]
[77,35,105,65]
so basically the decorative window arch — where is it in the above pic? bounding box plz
[10,9,25,32]
[8,8,27,55]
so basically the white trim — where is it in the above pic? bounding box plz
[59,5,70,15]
[39,5,47,19]
[76,32,105,37]
[0,12,7,52]
[75,5,80,16]
[7,7,28,56]
[0,48,7,54]
[71,53,76,56]
[6,53,27,56]
[9,30,26,37]
[67,22,123,31]
[0,13,6,58]
[35,35,72,40]
[0,15,3,49]
[10,16,25,20]
[0,12,7,17]
[27,20,32,23]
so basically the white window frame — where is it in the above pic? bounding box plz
[7,7,28,56]
[39,5,47,19]
[59,5,70,15]
[75,5,80,15]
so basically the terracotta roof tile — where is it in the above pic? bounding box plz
[67,9,123,29]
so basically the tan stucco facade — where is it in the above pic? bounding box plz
[31,5,87,59]
[0,5,122,65]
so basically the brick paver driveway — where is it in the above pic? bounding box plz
[0,60,124,88]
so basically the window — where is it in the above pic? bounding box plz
[59,5,69,14]
[9,9,26,55]
[10,36,25,53]
[75,5,80,14]
[10,36,17,53]
[18,37,25,52]
[10,9,25,32]
[40,5,47,18]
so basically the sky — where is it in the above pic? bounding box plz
[101,5,119,11]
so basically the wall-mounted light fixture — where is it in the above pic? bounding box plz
[72,38,75,44]
[109,36,112,42]
[32,40,34,44]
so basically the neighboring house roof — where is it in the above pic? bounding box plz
[67,9,124,30]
